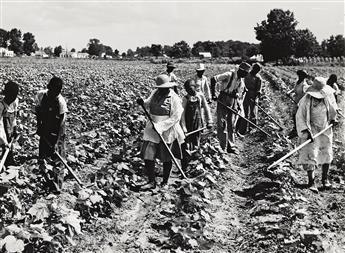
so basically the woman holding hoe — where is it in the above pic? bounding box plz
[137,74,185,190]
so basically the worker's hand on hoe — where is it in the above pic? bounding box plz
[330,120,339,127]
[207,123,213,130]
[212,95,217,101]
[302,129,314,142]
[136,98,144,106]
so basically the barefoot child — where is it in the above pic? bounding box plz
[181,79,212,151]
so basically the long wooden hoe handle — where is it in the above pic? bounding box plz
[267,124,333,169]
[217,100,271,137]
[0,136,18,173]
[251,99,284,130]
[42,136,84,187]
[140,104,187,179]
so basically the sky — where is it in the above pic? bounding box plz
[1,0,344,53]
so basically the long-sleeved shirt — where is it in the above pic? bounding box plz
[143,89,185,144]
[213,68,246,99]
[194,75,211,100]
[244,73,262,98]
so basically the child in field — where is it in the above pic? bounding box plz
[181,79,212,151]
[0,81,19,166]
[35,76,68,193]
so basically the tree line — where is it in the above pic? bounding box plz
[1,8,344,62]
[0,28,37,55]
[255,9,345,63]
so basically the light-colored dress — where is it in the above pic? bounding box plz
[296,92,337,165]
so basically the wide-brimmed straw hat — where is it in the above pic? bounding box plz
[196,63,205,71]
[154,74,177,88]
[306,76,335,99]
[166,62,176,69]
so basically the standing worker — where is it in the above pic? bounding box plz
[287,70,310,139]
[326,74,340,102]
[181,79,212,150]
[236,63,263,135]
[0,81,19,166]
[210,62,251,154]
[137,74,185,190]
[35,76,68,193]
[166,62,179,94]
[194,63,211,102]
[296,77,338,192]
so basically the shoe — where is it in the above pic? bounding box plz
[141,182,157,190]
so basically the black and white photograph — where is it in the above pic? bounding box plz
[0,0,344,252]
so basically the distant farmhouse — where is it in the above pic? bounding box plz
[199,52,212,59]
[0,47,15,57]
[60,49,89,59]
[35,50,49,58]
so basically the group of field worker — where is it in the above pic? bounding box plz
[0,77,67,193]
[137,61,263,190]
[137,62,341,192]
[0,62,340,194]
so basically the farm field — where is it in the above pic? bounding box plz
[0,58,344,253]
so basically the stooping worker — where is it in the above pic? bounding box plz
[236,63,263,135]
[35,76,68,193]
[296,77,338,193]
[288,70,310,139]
[210,62,251,154]
[0,81,19,167]
[137,74,185,190]
[194,63,211,103]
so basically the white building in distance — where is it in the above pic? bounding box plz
[60,49,89,59]
[199,52,212,58]
[0,47,15,57]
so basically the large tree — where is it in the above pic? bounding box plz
[87,38,104,56]
[255,9,298,63]
[0,28,8,48]
[322,35,345,57]
[294,29,321,57]
[150,44,162,57]
[171,40,191,58]
[23,32,36,55]
[54,45,63,57]
[127,49,134,57]
[8,28,23,55]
